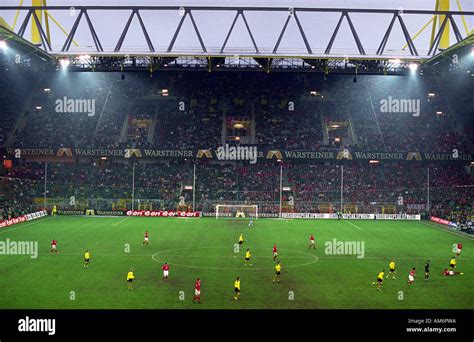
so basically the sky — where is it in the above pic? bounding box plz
[0,1,472,56]
[1,0,472,10]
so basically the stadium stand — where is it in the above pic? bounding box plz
[0,69,472,223]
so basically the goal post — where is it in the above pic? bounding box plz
[215,204,258,219]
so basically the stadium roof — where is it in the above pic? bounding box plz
[0,2,472,74]
[0,25,54,64]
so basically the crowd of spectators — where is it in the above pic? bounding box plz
[1,63,473,222]
[0,58,41,147]
[1,160,472,220]
[3,70,472,155]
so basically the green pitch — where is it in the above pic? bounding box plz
[0,216,472,309]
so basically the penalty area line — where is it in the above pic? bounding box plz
[112,217,131,226]
[344,220,361,230]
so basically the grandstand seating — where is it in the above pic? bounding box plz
[0,68,472,222]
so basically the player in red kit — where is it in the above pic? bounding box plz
[407,267,416,286]
[162,262,169,281]
[193,278,201,304]
[143,230,149,247]
[273,244,278,261]
[309,234,315,249]
[443,268,464,276]
[456,242,463,258]
[50,239,58,254]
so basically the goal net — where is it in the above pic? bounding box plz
[215,204,258,219]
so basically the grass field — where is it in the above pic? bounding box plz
[0,216,472,309]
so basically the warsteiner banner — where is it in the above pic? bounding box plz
[2,147,472,163]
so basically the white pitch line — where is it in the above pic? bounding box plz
[419,221,474,240]
[112,217,130,226]
[344,220,361,230]
[0,217,53,235]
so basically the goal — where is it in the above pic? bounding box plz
[215,204,258,219]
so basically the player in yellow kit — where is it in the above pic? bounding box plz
[449,257,457,269]
[372,270,385,291]
[127,269,135,290]
[273,261,282,283]
[238,233,244,251]
[234,277,241,300]
[84,250,90,268]
[244,248,252,266]
[387,259,396,279]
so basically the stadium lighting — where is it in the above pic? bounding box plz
[78,55,90,61]
[59,59,70,68]
[0,40,7,50]
[428,92,435,97]
[35,106,42,111]
[389,59,401,66]
[369,160,379,164]
[408,63,418,72]
[161,89,169,96]
[235,136,240,141]
[282,187,291,191]
[331,124,340,128]
[334,137,341,143]
[436,111,443,115]
[43,88,51,93]
[310,90,324,98]
[100,157,107,160]
[184,185,193,190]
[234,123,244,129]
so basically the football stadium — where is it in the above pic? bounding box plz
[0,0,473,337]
